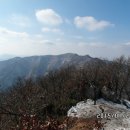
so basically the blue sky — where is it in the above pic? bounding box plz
[0,0,130,59]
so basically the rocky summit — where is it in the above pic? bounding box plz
[68,99,130,130]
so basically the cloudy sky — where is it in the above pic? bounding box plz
[0,0,130,59]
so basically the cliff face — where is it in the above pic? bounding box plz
[68,99,130,130]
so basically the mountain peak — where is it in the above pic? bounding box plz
[0,53,99,89]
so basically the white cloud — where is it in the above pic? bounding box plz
[0,27,130,59]
[41,27,64,34]
[9,14,31,27]
[74,16,114,31]
[0,27,56,56]
[0,27,29,38]
[35,9,63,26]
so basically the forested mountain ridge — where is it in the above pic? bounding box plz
[0,53,101,88]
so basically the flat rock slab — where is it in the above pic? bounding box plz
[67,99,130,130]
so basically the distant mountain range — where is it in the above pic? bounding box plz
[0,54,16,61]
[0,53,101,89]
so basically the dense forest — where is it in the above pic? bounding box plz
[0,56,130,129]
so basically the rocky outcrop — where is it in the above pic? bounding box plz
[68,99,102,118]
[101,86,116,101]
[67,99,130,130]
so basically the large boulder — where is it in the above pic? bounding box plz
[122,99,130,109]
[67,99,102,118]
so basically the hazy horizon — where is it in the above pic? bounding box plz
[0,0,130,59]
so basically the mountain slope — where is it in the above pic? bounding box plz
[0,53,100,89]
